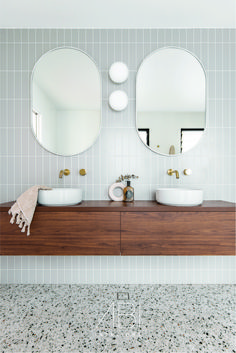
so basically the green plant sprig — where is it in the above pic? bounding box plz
[116,174,139,182]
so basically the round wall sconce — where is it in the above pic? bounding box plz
[109,90,128,111]
[109,62,129,83]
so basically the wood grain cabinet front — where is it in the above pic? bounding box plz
[0,211,120,255]
[0,201,235,256]
[121,211,235,255]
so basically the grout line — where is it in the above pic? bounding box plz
[1,28,235,284]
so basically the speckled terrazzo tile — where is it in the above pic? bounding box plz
[0,285,235,352]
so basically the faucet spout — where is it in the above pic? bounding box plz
[174,170,179,179]
[167,169,179,179]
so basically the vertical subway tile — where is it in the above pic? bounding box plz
[0,28,235,285]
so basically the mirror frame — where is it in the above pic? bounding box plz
[136,46,207,156]
[31,46,102,156]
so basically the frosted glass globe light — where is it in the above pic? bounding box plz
[109,90,128,111]
[109,62,129,83]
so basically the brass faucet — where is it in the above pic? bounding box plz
[59,169,70,178]
[167,169,179,179]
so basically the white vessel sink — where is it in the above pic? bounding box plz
[38,188,82,206]
[156,188,203,206]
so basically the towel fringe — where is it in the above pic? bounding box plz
[21,223,27,233]
[16,213,22,224]
[10,213,16,224]
[9,209,29,235]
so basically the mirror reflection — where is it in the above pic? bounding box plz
[136,47,206,155]
[32,48,101,156]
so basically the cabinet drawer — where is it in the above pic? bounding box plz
[121,212,235,255]
[0,211,120,255]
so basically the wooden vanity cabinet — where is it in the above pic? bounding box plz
[0,201,235,256]
[0,210,120,255]
[121,211,235,255]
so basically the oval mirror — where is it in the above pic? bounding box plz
[31,48,101,156]
[136,47,206,156]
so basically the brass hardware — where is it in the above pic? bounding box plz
[184,168,192,176]
[167,169,180,179]
[64,169,70,176]
[79,169,87,176]
[59,169,70,178]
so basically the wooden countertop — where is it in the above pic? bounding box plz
[0,200,235,212]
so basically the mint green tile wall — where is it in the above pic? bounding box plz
[0,29,235,284]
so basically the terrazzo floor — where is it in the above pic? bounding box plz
[0,284,235,352]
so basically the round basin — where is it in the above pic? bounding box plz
[38,188,83,206]
[156,188,203,207]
